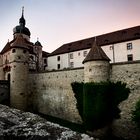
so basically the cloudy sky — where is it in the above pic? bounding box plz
[0,0,140,53]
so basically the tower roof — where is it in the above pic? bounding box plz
[83,38,110,64]
[11,34,29,49]
[1,41,11,54]
[35,38,42,46]
[13,7,31,36]
[49,25,140,56]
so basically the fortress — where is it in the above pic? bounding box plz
[0,9,140,139]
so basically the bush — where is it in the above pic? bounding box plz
[132,100,140,129]
[71,81,130,130]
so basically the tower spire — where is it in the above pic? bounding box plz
[19,6,25,26]
[22,6,24,17]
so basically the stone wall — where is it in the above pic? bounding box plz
[28,61,140,139]
[110,61,140,140]
[28,68,84,123]
[0,80,10,105]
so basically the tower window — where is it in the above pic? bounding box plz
[127,54,133,61]
[57,64,60,69]
[127,43,132,50]
[57,56,60,61]
[12,49,16,53]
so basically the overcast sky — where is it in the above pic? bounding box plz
[0,0,140,53]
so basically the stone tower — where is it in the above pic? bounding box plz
[34,39,43,71]
[83,38,110,83]
[10,34,29,110]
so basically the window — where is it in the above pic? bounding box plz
[57,56,60,61]
[12,49,16,53]
[127,54,133,61]
[127,43,132,50]
[78,52,80,56]
[44,59,47,64]
[69,53,73,59]
[57,64,60,69]
[83,51,87,57]
[70,62,74,68]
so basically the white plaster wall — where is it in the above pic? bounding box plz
[47,54,69,70]
[102,39,140,63]
[69,49,90,68]
[47,49,89,70]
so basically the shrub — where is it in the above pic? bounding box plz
[71,81,130,130]
[132,100,140,129]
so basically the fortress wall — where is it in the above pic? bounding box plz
[28,62,140,139]
[110,61,140,140]
[28,68,84,123]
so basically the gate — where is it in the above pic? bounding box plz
[0,80,10,105]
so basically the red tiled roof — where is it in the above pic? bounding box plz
[83,40,110,64]
[49,25,140,56]
[1,38,16,54]
[1,35,34,54]
[11,35,29,49]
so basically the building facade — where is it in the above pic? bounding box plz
[47,26,140,70]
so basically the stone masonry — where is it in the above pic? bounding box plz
[28,61,140,140]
